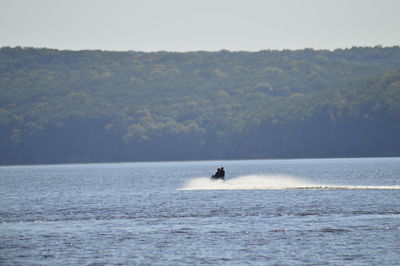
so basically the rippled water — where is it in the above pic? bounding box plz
[1,158,399,265]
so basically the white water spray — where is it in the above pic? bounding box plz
[178,175,400,191]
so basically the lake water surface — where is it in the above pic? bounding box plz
[1,158,399,265]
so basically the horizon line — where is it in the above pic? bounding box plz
[2,44,399,53]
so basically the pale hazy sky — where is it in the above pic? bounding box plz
[1,0,399,52]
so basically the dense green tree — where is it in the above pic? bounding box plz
[0,46,399,164]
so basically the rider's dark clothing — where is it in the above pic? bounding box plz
[219,169,225,178]
[214,168,221,177]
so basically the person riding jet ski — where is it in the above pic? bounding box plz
[211,167,225,180]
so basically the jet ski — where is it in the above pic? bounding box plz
[210,174,225,181]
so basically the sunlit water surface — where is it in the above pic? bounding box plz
[1,158,399,265]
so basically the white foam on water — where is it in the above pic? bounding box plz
[178,175,400,191]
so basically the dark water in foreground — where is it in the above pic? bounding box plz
[1,158,399,265]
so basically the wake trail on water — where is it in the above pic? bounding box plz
[178,175,400,191]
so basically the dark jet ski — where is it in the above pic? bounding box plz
[211,174,225,181]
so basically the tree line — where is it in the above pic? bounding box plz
[0,46,399,164]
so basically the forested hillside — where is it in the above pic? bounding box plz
[1,46,400,164]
